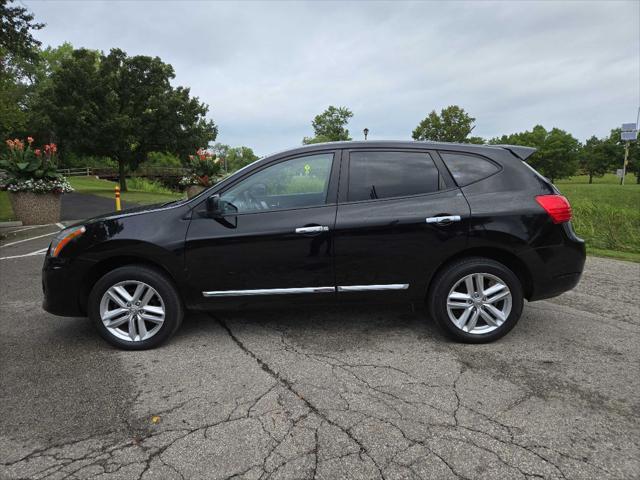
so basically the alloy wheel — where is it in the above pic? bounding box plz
[446,272,512,335]
[99,280,165,342]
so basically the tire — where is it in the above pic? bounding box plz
[428,257,523,343]
[88,265,184,350]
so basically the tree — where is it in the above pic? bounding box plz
[226,146,258,172]
[490,125,580,182]
[412,105,476,143]
[580,136,611,183]
[44,48,218,190]
[0,0,44,76]
[303,106,353,144]
[211,143,258,172]
[0,0,44,140]
[467,136,486,145]
[26,43,74,143]
[609,128,640,184]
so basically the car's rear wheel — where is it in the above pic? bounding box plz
[88,265,183,350]
[428,257,523,343]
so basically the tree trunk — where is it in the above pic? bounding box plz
[636,173,640,184]
[118,160,127,192]
[588,174,593,184]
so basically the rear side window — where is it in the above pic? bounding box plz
[440,152,500,186]
[348,151,440,202]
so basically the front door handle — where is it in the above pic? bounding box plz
[426,215,461,225]
[295,226,329,234]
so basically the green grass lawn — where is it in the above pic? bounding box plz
[0,191,15,221]
[556,174,640,262]
[69,176,183,205]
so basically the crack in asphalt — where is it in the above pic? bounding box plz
[216,316,388,480]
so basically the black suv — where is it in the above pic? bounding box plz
[43,141,585,349]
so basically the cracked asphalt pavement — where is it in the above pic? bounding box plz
[1,230,639,479]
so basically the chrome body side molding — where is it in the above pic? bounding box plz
[202,284,410,297]
[202,286,335,297]
[337,284,409,292]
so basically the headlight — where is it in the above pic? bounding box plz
[50,225,86,257]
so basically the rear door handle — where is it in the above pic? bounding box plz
[295,226,329,234]
[426,215,461,225]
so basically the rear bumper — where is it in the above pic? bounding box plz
[526,223,586,301]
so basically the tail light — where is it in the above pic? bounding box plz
[535,195,572,224]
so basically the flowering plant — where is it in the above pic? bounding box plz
[181,148,223,187]
[0,137,73,194]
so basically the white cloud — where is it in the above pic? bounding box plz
[27,0,640,155]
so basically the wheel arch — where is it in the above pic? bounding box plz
[80,255,182,315]
[426,247,534,301]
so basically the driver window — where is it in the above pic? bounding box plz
[220,153,334,214]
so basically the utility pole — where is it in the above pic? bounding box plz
[620,122,638,185]
[621,142,629,185]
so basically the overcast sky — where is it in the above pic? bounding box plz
[26,0,640,156]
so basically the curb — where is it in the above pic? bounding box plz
[0,221,23,228]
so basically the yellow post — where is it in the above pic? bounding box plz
[115,185,121,211]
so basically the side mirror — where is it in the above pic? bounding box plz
[206,194,221,217]
[205,194,238,218]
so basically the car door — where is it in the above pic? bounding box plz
[184,150,340,308]
[333,148,470,302]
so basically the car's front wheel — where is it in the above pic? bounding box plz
[428,257,523,343]
[88,265,183,350]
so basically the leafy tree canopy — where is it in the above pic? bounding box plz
[580,135,618,183]
[0,0,44,77]
[412,105,477,143]
[303,106,353,144]
[226,146,259,171]
[42,48,218,190]
[212,143,259,172]
[0,0,44,139]
[490,125,580,182]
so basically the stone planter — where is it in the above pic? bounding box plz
[186,185,206,199]
[9,192,62,225]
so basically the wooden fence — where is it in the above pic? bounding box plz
[57,166,188,180]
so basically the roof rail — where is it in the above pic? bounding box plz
[495,145,537,161]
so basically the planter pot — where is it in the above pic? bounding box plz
[186,185,206,199]
[8,192,62,225]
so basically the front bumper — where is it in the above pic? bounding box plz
[42,255,91,317]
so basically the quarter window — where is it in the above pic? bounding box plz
[220,153,333,213]
[347,151,440,202]
[440,152,500,186]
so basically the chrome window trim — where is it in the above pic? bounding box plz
[202,283,410,297]
[337,284,409,292]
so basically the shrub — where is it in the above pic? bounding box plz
[61,153,117,169]
[127,177,174,194]
[181,148,223,187]
[146,151,183,168]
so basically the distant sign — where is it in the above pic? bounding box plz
[621,122,638,141]
[616,169,624,178]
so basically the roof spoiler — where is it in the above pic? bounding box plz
[496,145,537,161]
